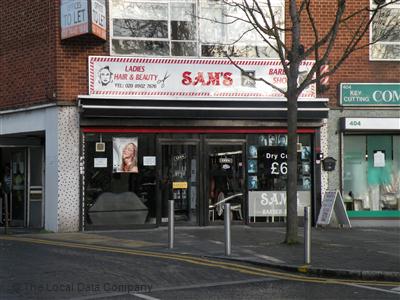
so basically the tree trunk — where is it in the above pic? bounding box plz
[285,0,300,245]
[285,88,298,244]
[285,79,299,244]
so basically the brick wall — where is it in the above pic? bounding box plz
[0,0,108,109]
[1,0,398,109]
[1,0,56,108]
[287,0,400,105]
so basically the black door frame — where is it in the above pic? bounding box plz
[157,138,202,226]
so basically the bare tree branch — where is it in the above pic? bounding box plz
[224,54,287,95]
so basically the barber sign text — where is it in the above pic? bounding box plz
[248,191,311,217]
[89,57,316,98]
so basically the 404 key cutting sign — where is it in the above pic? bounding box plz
[258,146,287,177]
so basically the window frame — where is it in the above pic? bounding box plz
[369,0,400,61]
[109,0,285,58]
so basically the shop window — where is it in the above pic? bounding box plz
[84,133,157,228]
[113,19,168,38]
[370,1,400,61]
[110,0,284,58]
[343,135,400,211]
[247,134,312,223]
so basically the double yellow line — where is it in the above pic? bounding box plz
[1,235,399,288]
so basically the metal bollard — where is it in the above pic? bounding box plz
[304,206,311,264]
[168,199,174,249]
[224,203,231,256]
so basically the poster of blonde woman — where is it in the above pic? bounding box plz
[113,137,139,173]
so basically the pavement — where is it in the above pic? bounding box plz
[3,225,400,282]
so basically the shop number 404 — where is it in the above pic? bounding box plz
[349,120,361,126]
[271,162,287,175]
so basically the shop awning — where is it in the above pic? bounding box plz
[78,96,329,120]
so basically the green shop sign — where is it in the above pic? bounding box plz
[340,83,400,106]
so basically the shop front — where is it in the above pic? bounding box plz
[0,143,44,229]
[79,56,328,230]
[328,83,400,226]
[341,117,400,224]
[81,129,322,230]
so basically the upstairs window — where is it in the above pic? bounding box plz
[370,1,400,61]
[110,0,284,58]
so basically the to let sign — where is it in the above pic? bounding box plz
[91,0,106,40]
[61,0,106,40]
[61,0,88,39]
[340,83,400,106]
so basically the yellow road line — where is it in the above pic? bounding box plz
[1,235,399,288]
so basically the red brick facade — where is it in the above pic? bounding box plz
[1,0,398,109]
[297,1,400,104]
[0,0,107,109]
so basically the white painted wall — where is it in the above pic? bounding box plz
[0,105,80,232]
[45,107,60,232]
[56,107,80,232]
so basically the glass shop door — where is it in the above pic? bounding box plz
[207,142,246,224]
[10,149,27,227]
[160,142,199,225]
[1,147,43,228]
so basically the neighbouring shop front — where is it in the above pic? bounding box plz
[79,56,328,230]
[0,142,44,229]
[341,117,400,222]
[328,83,400,226]
[0,105,80,232]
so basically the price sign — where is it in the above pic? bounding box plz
[258,146,287,177]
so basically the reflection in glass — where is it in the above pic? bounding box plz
[370,44,400,60]
[112,40,169,56]
[199,2,282,58]
[201,44,278,58]
[171,2,196,40]
[372,8,400,42]
[113,19,168,38]
[84,133,157,228]
[344,135,400,211]
[171,21,196,40]
[199,6,223,44]
[370,7,400,60]
[208,144,244,221]
[172,42,198,56]
[161,144,198,223]
[111,1,284,58]
[112,2,168,20]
